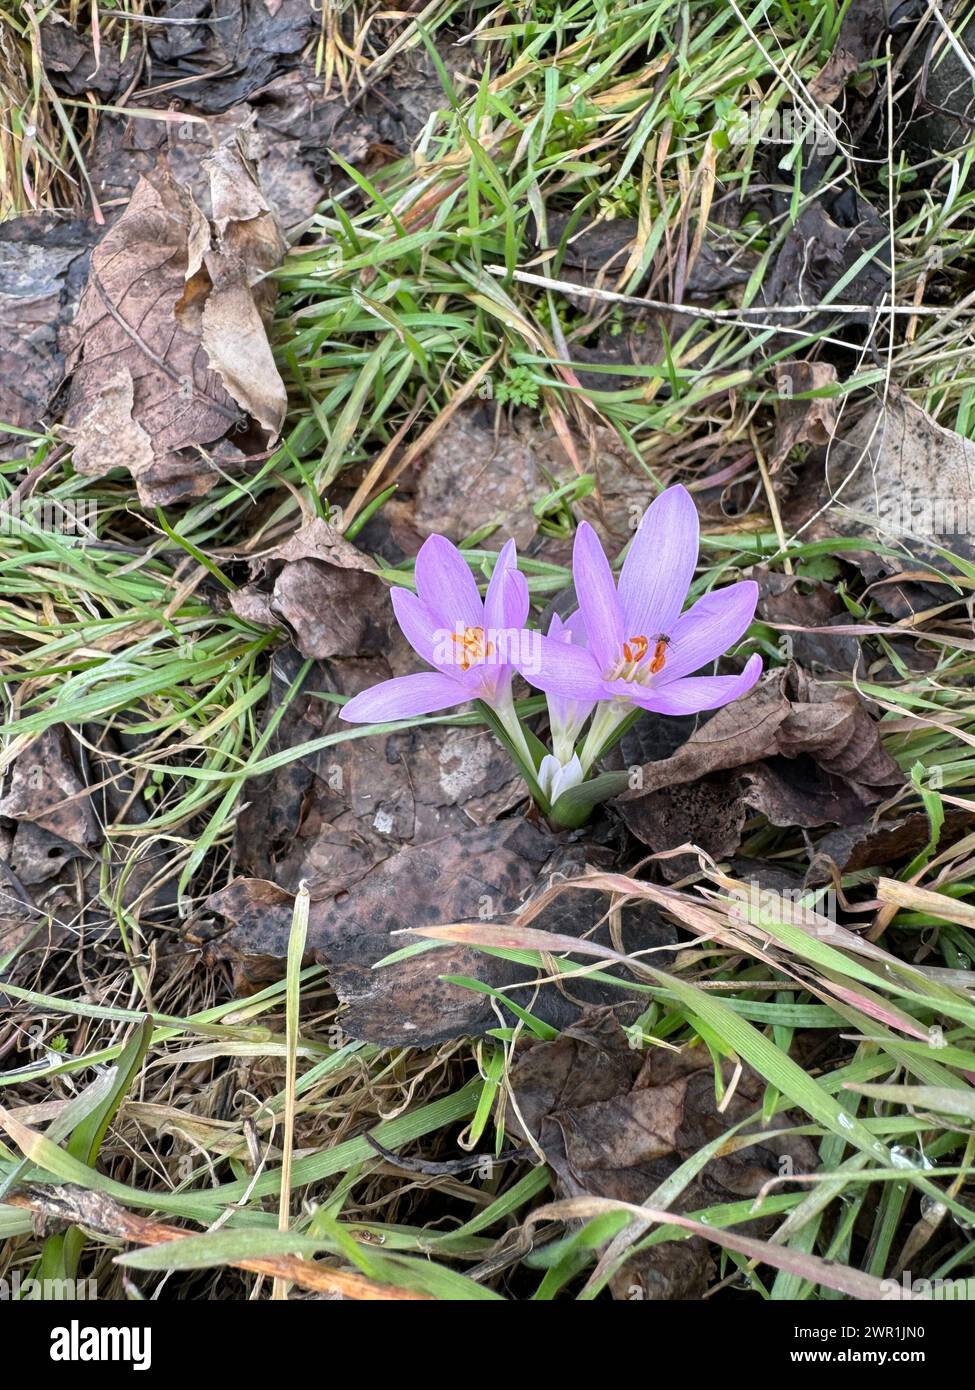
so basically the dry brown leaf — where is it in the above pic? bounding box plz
[0,727,98,851]
[229,519,385,659]
[508,1011,818,1299]
[810,808,975,880]
[770,360,839,472]
[60,135,287,506]
[819,386,975,566]
[808,0,887,107]
[207,821,676,1046]
[0,215,97,453]
[617,665,904,855]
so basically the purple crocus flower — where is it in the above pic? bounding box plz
[518,485,762,740]
[340,534,529,724]
[543,610,594,762]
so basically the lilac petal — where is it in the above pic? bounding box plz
[547,611,568,641]
[562,608,589,646]
[573,522,624,668]
[390,588,442,668]
[414,533,483,630]
[544,612,595,737]
[517,632,605,702]
[632,654,763,715]
[618,484,699,642]
[657,580,759,682]
[340,671,469,723]
[484,539,529,635]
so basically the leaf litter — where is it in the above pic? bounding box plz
[4,0,975,1306]
[60,132,286,505]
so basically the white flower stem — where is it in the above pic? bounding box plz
[490,684,537,771]
[578,700,629,773]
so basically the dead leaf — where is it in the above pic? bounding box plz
[508,1011,817,1299]
[756,569,865,674]
[229,644,526,905]
[809,808,975,880]
[0,727,98,851]
[0,214,97,454]
[615,777,748,881]
[411,405,552,547]
[809,1,888,107]
[41,12,139,100]
[770,360,839,471]
[143,0,317,112]
[207,822,677,1045]
[617,666,904,854]
[230,519,386,659]
[817,386,975,567]
[0,899,40,961]
[61,137,287,506]
[758,188,888,331]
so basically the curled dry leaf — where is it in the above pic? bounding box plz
[60,135,287,507]
[230,518,389,660]
[770,360,839,472]
[141,0,317,113]
[508,1010,818,1299]
[40,12,139,100]
[616,665,904,861]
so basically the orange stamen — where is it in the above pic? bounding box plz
[649,639,668,675]
[451,625,493,672]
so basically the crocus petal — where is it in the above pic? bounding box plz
[573,522,624,668]
[547,611,568,642]
[340,671,470,723]
[618,484,699,642]
[484,539,529,634]
[413,533,483,630]
[390,588,442,669]
[517,632,605,702]
[657,580,759,682]
[537,752,584,803]
[544,610,596,751]
[631,654,764,715]
[562,608,589,646]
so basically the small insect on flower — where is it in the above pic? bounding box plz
[515,483,763,722]
[648,632,672,674]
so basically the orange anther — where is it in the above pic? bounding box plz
[649,635,670,675]
[451,625,493,672]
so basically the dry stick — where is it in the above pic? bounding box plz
[5,1187,428,1300]
[272,880,310,1301]
[341,389,427,528]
